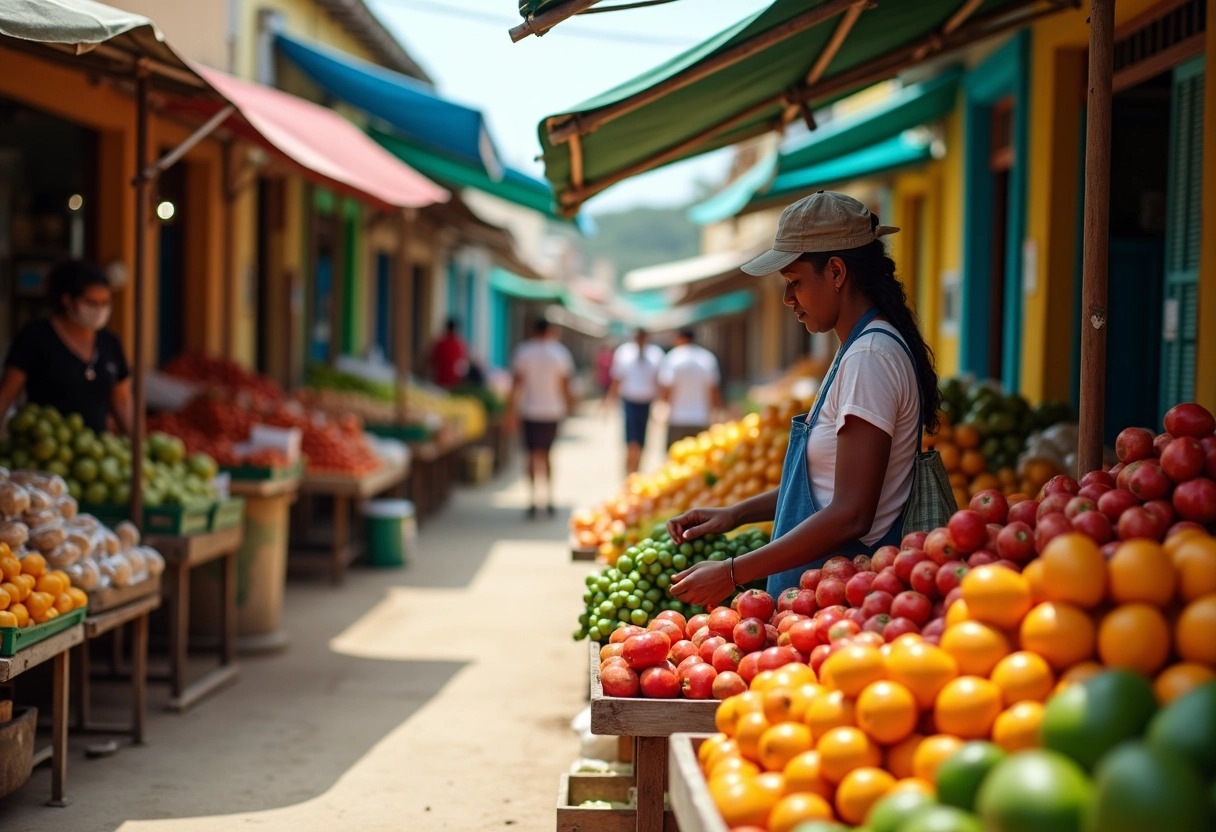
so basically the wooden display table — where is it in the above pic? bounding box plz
[668,734,727,832]
[292,462,408,584]
[145,527,243,712]
[228,476,300,652]
[0,624,84,806]
[76,592,161,745]
[407,437,467,521]
[588,641,718,832]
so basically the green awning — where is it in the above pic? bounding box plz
[489,267,568,301]
[370,127,565,221]
[687,153,778,226]
[537,0,1066,214]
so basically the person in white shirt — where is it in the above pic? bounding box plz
[508,318,575,519]
[658,328,722,449]
[604,329,666,475]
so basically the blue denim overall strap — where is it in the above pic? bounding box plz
[763,311,916,596]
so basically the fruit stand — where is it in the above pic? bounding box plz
[667,734,726,832]
[76,592,160,745]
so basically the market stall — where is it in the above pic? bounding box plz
[226,472,301,652]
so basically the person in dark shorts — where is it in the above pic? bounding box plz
[0,260,132,435]
[507,319,575,518]
[604,329,665,475]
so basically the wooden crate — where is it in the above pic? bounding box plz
[668,734,729,832]
[571,535,599,562]
[0,705,37,798]
[87,573,161,613]
[556,773,678,832]
[589,641,718,737]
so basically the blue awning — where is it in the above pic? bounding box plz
[276,31,502,177]
[689,68,960,225]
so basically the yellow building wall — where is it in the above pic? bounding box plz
[935,109,965,379]
[233,0,381,81]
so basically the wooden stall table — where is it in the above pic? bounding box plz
[227,475,300,652]
[75,584,161,746]
[406,436,466,522]
[145,526,243,712]
[668,733,727,832]
[0,624,84,806]
[291,460,408,584]
[588,641,716,832]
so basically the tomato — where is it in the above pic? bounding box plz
[601,664,640,697]
[639,665,680,698]
[648,618,684,644]
[610,625,645,645]
[708,607,742,639]
[669,639,699,665]
[682,663,718,700]
[622,631,670,670]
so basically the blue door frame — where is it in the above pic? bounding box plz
[960,32,1030,390]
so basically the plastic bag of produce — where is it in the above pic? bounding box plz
[101,553,133,587]
[114,521,140,547]
[0,519,29,549]
[54,496,77,520]
[46,541,81,569]
[26,521,66,553]
[140,546,165,578]
[64,528,94,560]
[66,558,101,591]
[0,482,31,518]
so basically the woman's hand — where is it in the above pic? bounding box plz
[669,559,735,607]
[666,506,737,544]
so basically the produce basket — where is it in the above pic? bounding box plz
[209,496,247,531]
[0,607,86,657]
[667,733,728,832]
[0,706,37,799]
[86,573,161,613]
[556,772,678,832]
[79,502,216,536]
[222,459,304,482]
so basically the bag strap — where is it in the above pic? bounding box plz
[808,307,882,428]
[859,326,926,455]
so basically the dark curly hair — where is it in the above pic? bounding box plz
[47,260,111,316]
[800,215,942,434]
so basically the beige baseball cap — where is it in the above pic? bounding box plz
[740,191,899,276]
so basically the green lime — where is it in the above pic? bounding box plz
[1084,741,1213,832]
[73,457,99,484]
[976,750,1091,832]
[897,805,985,832]
[1146,680,1216,777]
[936,741,1005,811]
[84,481,110,505]
[1040,669,1158,770]
[868,791,937,832]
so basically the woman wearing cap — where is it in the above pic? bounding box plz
[668,191,940,605]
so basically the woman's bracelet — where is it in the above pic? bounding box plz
[729,557,744,591]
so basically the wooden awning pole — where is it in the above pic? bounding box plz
[130,65,149,526]
[1078,0,1115,475]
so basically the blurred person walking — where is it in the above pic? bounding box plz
[429,317,468,389]
[506,318,575,519]
[658,328,722,449]
[604,329,665,475]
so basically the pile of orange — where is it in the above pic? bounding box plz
[697,529,1216,830]
[924,416,1051,508]
[0,544,87,630]
[571,403,806,561]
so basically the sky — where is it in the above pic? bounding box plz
[367,0,772,216]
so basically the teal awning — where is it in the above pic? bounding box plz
[370,127,563,220]
[661,289,756,329]
[690,68,959,225]
[537,0,1065,214]
[276,32,502,177]
[489,268,568,301]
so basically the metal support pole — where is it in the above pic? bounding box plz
[1078,0,1114,475]
[131,67,149,526]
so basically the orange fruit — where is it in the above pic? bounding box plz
[889,777,935,798]
[698,733,735,769]
[954,424,981,450]
[946,599,972,627]
[0,610,17,628]
[937,443,961,473]
[885,733,926,779]
[0,586,9,612]
[735,712,772,764]
[1039,533,1107,608]
[816,726,881,784]
[19,553,46,578]
[8,603,29,628]
[961,450,987,477]
[764,684,821,725]
[1172,536,1216,601]
[44,607,59,620]
[1164,527,1207,559]
[711,771,783,828]
[1023,559,1049,604]
[805,689,856,738]
[934,676,1003,739]
[13,573,35,600]
[912,734,965,783]
[54,592,74,614]
[989,651,1055,706]
[991,701,1045,752]
[734,690,766,717]
[768,792,835,832]
[1175,594,1216,666]
[707,754,760,783]
[940,621,1011,677]
[35,573,64,597]
[751,670,778,693]
[1053,661,1104,696]
[24,591,54,622]
[0,556,20,581]
[961,565,1033,629]
[1108,540,1177,605]
[771,664,819,689]
[1153,662,1216,704]
[856,680,919,745]
[1019,602,1096,671]
[716,696,741,736]
[758,722,814,772]
[1098,603,1171,675]
[781,750,834,800]
[836,766,897,825]
[1,582,21,605]
[821,644,886,696]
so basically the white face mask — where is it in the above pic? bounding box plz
[71,303,111,331]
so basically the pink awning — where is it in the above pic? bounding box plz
[193,65,448,211]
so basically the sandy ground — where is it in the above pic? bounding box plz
[0,407,664,832]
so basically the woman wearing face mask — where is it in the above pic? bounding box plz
[0,260,133,435]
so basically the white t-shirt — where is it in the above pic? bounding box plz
[611,341,666,403]
[511,338,575,421]
[806,321,920,546]
[659,344,720,427]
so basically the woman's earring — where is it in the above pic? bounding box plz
[835,283,840,293]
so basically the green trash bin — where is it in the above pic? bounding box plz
[362,499,416,567]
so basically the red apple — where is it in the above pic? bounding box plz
[735,589,776,623]
[890,591,932,626]
[765,624,780,648]
[827,619,861,643]
[935,561,969,596]
[894,548,929,583]
[737,652,762,684]
[1199,436,1216,479]
[669,640,699,665]
[1144,499,1177,529]
[997,521,1036,563]
[799,569,823,592]
[948,510,988,555]
[992,559,1022,573]
[968,550,998,567]
[924,528,959,564]
[970,490,1010,525]
[1008,499,1039,528]
[809,644,833,675]
[1129,461,1172,501]
[757,645,801,672]
[1071,510,1113,544]
[1081,470,1117,490]
[698,637,727,664]
[792,589,818,617]
[910,560,941,598]
[861,590,894,618]
[1173,477,1216,524]
[1035,512,1074,551]
[845,572,878,607]
[1161,437,1206,483]
[1168,520,1208,538]
[711,642,744,674]
[852,554,872,572]
[1038,493,1071,519]
[649,618,684,644]
[1154,432,1176,458]
[707,608,741,640]
[815,577,847,608]
[771,610,798,631]
[1043,475,1081,497]
[813,608,846,645]
[1065,496,1099,519]
[777,587,801,612]
[985,524,1003,551]
[853,631,887,649]
[884,617,921,642]
[901,531,929,551]
[788,619,819,653]
[1078,484,1113,502]
[776,613,807,635]
[691,626,712,648]
[1116,427,1156,463]
[922,618,946,641]
[732,618,767,653]
[685,614,710,640]
[872,568,906,597]
[1098,488,1140,521]
[843,607,867,627]
[729,594,742,612]
[712,671,747,699]
[822,555,858,582]
[1109,462,1126,477]
[943,587,963,608]
[871,546,900,573]
[601,664,641,697]
[1117,506,1164,541]
[1164,403,1216,439]
[676,655,705,679]
[863,614,891,636]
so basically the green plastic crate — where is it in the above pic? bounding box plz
[365,423,433,442]
[143,503,214,536]
[77,503,131,528]
[209,496,246,531]
[0,606,86,657]
[221,460,304,482]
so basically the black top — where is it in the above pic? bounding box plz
[4,318,129,433]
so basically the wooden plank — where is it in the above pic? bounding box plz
[635,736,668,832]
[669,734,729,832]
[588,641,718,737]
[147,526,244,569]
[86,575,161,614]
[556,772,679,832]
[228,476,301,498]
[0,626,85,682]
[84,593,162,639]
[299,460,407,498]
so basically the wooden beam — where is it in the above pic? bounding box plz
[569,132,585,190]
[913,0,985,60]
[548,0,865,144]
[510,0,602,43]
[1078,0,1115,475]
[782,1,868,124]
[131,66,149,527]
